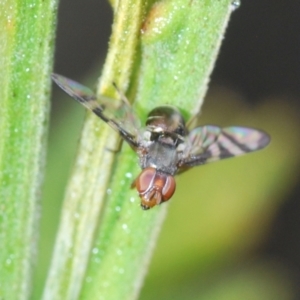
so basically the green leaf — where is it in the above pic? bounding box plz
[0,0,57,299]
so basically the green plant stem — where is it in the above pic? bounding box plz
[80,1,234,300]
[0,0,57,299]
[42,0,145,299]
[43,0,234,300]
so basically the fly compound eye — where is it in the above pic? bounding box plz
[161,175,176,202]
[135,167,157,209]
[135,167,156,195]
[134,167,176,209]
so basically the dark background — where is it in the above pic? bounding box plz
[53,1,300,100]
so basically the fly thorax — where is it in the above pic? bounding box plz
[144,138,178,175]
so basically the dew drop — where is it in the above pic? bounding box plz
[125,172,132,178]
[231,0,241,10]
[92,247,99,254]
[116,248,123,256]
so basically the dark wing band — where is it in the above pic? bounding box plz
[52,73,140,147]
[178,125,270,168]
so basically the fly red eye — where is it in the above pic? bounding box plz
[162,175,176,201]
[134,167,176,209]
[135,167,156,194]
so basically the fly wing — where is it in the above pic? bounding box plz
[178,125,270,168]
[52,73,141,147]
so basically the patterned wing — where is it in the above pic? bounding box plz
[52,73,141,147]
[178,125,270,168]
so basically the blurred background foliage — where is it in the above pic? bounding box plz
[33,0,300,299]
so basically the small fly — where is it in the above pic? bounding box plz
[52,74,270,210]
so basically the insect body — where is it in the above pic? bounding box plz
[52,74,270,210]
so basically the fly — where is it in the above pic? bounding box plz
[52,74,271,210]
